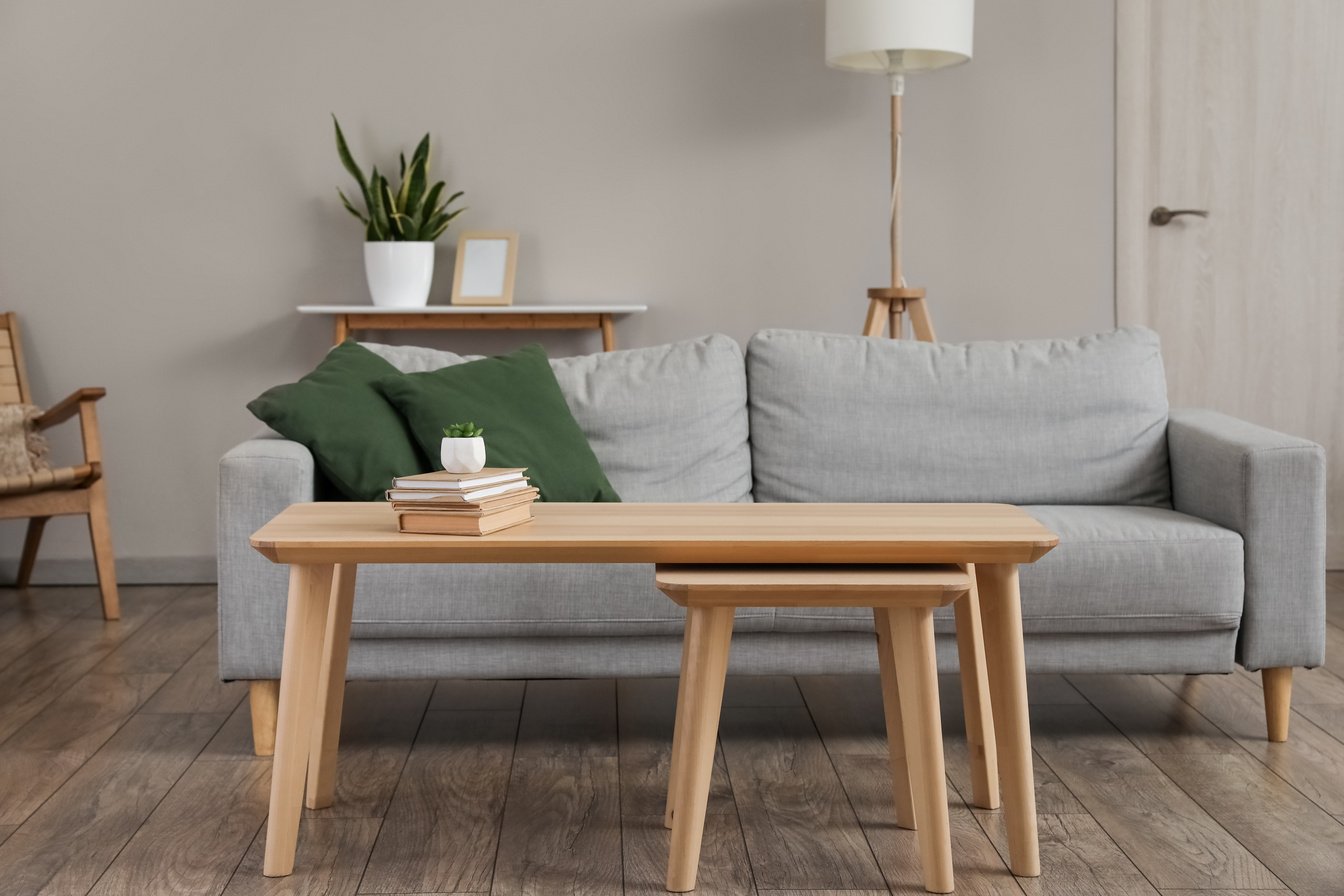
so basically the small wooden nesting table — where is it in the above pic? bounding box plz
[248,502,1057,886]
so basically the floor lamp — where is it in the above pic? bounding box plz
[825,0,974,340]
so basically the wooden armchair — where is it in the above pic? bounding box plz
[0,313,118,619]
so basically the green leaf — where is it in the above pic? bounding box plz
[337,188,368,224]
[332,115,370,201]
[420,182,445,222]
[382,180,404,240]
[411,132,431,171]
[399,152,406,180]
[404,158,429,219]
[368,170,392,240]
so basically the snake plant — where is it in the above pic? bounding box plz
[333,115,465,242]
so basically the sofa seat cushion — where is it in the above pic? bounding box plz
[773,505,1244,636]
[365,334,752,502]
[748,328,1172,506]
[347,562,772,639]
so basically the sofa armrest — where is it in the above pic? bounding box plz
[217,436,317,680]
[1168,408,1326,669]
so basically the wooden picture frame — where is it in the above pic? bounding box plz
[450,231,519,306]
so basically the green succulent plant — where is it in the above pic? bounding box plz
[443,422,485,439]
[333,115,466,242]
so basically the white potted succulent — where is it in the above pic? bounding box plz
[333,116,466,308]
[440,421,487,474]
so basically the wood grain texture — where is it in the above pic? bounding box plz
[140,637,247,715]
[977,812,1159,896]
[91,584,215,674]
[1117,0,1344,565]
[0,587,179,743]
[200,699,263,761]
[616,678,733,819]
[717,706,885,890]
[221,818,381,896]
[428,678,525,711]
[250,502,1059,566]
[1149,752,1344,896]
[0,712,224,896]
[622,813,753,896]
[831,754,1021,896]
[359,710,517,894]
[1067,674,1239,755]
[1030,704,1279,890]
[87,759,272,896]
[1156,672,1344,815]
[491,679,622,896]
[721,675,804,707]
[303,680,434,819]
[0,671,169,824]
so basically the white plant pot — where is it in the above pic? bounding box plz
[364,242,434,308]
[440,437,486,474]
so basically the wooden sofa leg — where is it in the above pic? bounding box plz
[1262,667,1293,743]
[251,679,281,756]
[16,516,48,588]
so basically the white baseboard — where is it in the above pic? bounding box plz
[0,555,216,585]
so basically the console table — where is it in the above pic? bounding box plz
[298,304,648,351]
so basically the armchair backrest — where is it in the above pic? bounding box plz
[0,313,32,405]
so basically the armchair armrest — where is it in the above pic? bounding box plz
[1168,408,1326,669]
[34,387,106,430]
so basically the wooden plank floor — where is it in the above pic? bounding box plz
[0,575,1339,895]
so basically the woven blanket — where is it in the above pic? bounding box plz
[0,404,50,477]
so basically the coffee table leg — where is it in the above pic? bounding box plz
[263,563,336,877]
[954,567,1000,810]
[884,606,954,894]
[665,614,696,829]
[976,563,1039,878]
[306,563,358,810]
[873,607,917,829]
[667,605,735,893]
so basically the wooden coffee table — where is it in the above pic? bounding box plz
[249,502,1058,883]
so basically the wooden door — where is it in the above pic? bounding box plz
[1116,1,1344,565]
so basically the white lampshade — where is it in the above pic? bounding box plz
[825,0,974,75]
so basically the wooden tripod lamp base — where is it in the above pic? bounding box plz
[863,287,937,341]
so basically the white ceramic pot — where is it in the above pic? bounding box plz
[440,436,486,474]
[364,242,434,308]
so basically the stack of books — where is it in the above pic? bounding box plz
[388,468,537,536]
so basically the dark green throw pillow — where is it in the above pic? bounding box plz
[247,341,429,501]
[374,344,620,502]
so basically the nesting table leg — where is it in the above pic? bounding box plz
[306,563,358,810]
[954,567,1000,810]
[976,563,1040,877]
[263,563,336,877]
[665,611,696,829]
[666,605,735,893]
[873,607,917,830]
[879,606,955,894]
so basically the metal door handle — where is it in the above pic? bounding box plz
[1150,206,1209,226]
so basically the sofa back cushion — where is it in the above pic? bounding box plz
[365,334,752,502]
[747,327,1171,506]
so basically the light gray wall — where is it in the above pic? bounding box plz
[0,0,1114,578]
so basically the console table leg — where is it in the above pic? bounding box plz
[333,316,349,344]
[667,605,734,893]
[977,563,1040,878]
[954,568,1000,810]
[600,313,615,351]
[873,607,917,829]
[263,563,335,877]
[888,606,954,893]
[306,563,358,810]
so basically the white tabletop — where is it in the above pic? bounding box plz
[298,304,647,315]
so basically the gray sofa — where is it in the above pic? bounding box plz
[218,327,1326,744]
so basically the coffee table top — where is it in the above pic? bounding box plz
[251,502,1058,566]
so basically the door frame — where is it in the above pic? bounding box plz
[1113,0,1152,325]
